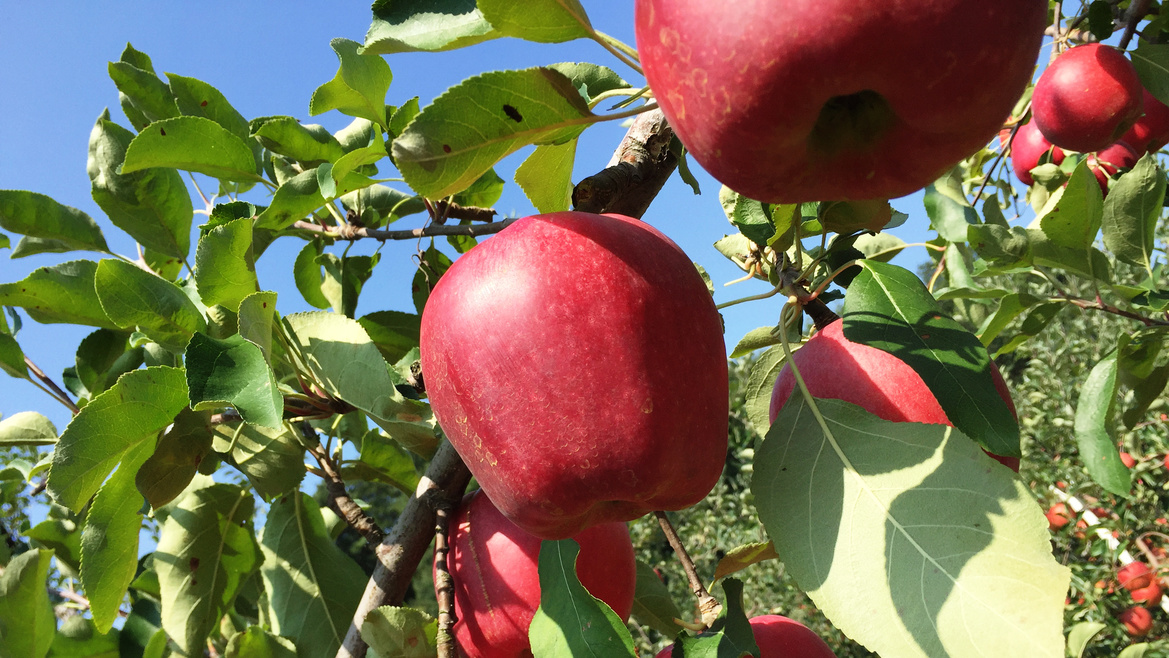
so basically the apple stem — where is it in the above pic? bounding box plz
[654,510,722,627]
[434,503,458,658]
[803,298,840,331]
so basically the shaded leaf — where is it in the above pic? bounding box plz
[0,331,28,380]
[1131,42,1169,105]
[238,291,278,365]
[1066,621,1106,658]
[673,578,760,658]
[135,407,214,509]
[0,548,55,658]
[194,217,257,312]
[0,190,109,253]
[95,258,206,352]
[1074,352,1131,495]
[0,411,57,446]
[630,560,682,637]
[923,182,977,243]
[363,0,498,54]
[310,38,393,128]
[1102,154,1164,271]
[185,333,282,428]
[744,345,790,436]
[479,0,592,42]
[711,541,779,584]
[211,423,305,500]
[253,117,345,164]
[225,627,298,658]
[360,606,438,658]
[254,167,375,230]
[357,310,421,365]
[108,60,178,123]
[47,616,120,657]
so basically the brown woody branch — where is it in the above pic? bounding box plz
[434,504,457,658]
[655,511,721,628]
[572,108,679,218]
[433,200,497,224]
[24,356,79,415]
[1119,0,1153,49]
[303,424,384,546]
[292,218,516,242]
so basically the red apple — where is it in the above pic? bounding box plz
[1121,89,1169,154]
[1132,581,1163,607]
[1119,605,1154,636]
[655,615,837,658]
[441,490,636,658]
[1046,503,1071,531]
[634,0,1047,203]
[1119,450,1138,469]
[1119,562,1155,590]
[1009,120,1065,186]
[1088,141,1140,195]
[1032,44,1144,153]
[1163,453,1169,471]
[768,319,1021,472]
[420,211,728,539]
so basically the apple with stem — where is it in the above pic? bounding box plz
[1009,120,1065,186]
[634,0,1047,203]
[1119,562,1155,590]
[655,615,837,658]
[439,490,636,658]
[1087,141,1139,195]
[1032,44,1144,153]
[768,319,1021,471]
[420,211,728,539]
[1120,88,1169,154]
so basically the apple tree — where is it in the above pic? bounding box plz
[1,1,1168,657]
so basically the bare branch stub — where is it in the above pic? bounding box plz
[573,108,679,219]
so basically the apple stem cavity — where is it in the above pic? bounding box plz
[654,510,722,627]
[810,90,898,156]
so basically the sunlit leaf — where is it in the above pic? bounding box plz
[363,0,499,54]
[360,606,438,658]
[95,258,207,353]
[225,627,298,658]
[478,0,592,43]
[194,217,258,312]
[0,548,55,657]
[310,38,394,128]
[1074,351,1131,495]
[516,140,578,213]
[0,190,109,254]
[122,116,263,183]
[0,411,57,446]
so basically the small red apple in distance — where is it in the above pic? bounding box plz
[440,490,636,658]
[1088,141,1140,195]
[1119,562,1155,590]
[655,615,837,658]
[1010,120,1065,186]
[1032,44,1144,153]
[1121,88,1169,154]
[634,0,1047,203]
[1119,605,1154,637]
[1046,503,1071,531]
[1119,450,1138,469]
[420,212,728,539]
[1132,581,1163,607]
[768,319,1021,472]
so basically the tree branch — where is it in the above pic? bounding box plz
[303,424,385,547]
[1119,0,1153,49]
[293,218,517,242]
[572,108,679,218]
[434,504,457,658]
[654,511,721,628]
[24,356,79,415]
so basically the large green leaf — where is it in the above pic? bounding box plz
[254,167,375,230]
[135,408,214,510]
[155,483,261,656]
[528,539,637,657]
[211,422,305,500]
[47,616,120,657]
[1074,352,1132,495]
[87,111,193,258]
[310,38,393,128]
[923,182,977,244]
[185,332,281,428]
[630,560,682,636]
[0,411,57,446]
[1131,42,1169,105]
[363,0,499,54]
[752,397,1069,657]
[1038,161,1103,250]
[259,492,366,658]
[478,0,592,43]
[95,258,206,352]
[0,260,117,329]
[338,184,425,228]
[0,548,56,658]
[253,117,345,164]
[0,331,27,380]
[194,217,258,312]
[1027,228,1112,282]
[237,291,278,365]
[1066,621,1107,658]
[744,345,789,436]
[80,441,153,632]
[976,293,1041,346]
[843,261,1020,458]
[47,366,189,513]
[360,606,438,658]
[1102,154,1164,272]
[0,190,109,254]
[168,73,252,141]
[391,67,594,199]
[122,116,263,183]
[357,310,421,365]
[108,60,178,123]
[515,140,578,213]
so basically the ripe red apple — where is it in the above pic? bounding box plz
[634,0,1047,203]
[1088,141,1139,195]
[1132,581,1163,607]
[1009,120,1065,186]
[1119,450,1138,469]
[1121,89,1169,154]
[1119,605,1154,636]
[768,319,1021,472]
[420,211,728,539]
[1119,562,1155,590]
[1045,503,1071,531]
[1032,44,1144,153]
[1163,453,1169,471]
[440,490,636,658]
[654,615,837,658]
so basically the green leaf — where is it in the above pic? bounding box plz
[0,190,109,253]
[339,184,426,228]
[1118,644,1151,658]
[108,60,179,123]
[1102,154,1164,271]
[211,422,305,500]
[1028,228,1112,282]
[360,606,438,658]
[225,627,298,658]
[310,38,393,128]
[923,182,977,243]
[711,541,779,584]
[254,167,375,230]
[260,492,366,657]
[1065,621,1106,658]
[744,345,790,436]
[363,0,499,54]
[673,578,760,658]
[95,258,207,353]
[545,62,630,103]
[73,329,140,399]
[731,196,778,248]
[976,293,1041,346]
[968,224,1032,268]
[135,408,214,509]
[48,616,121,657]
[194,217,258,312]
[994,302,1065,356]
[331,129,387,182]
[238,291,278,365]
[156,483,262,656]
[88,112,193,258]
[357,310,421,365]
[185,333,282,428]
[411,245,452,314]
[0,548,55,658]
[167,73,260,175]
[1086,1,1114,39]
[753,397,1070,658]
[0,260,118,329]
[1122,362,1169,429]
[81,441,153,632]
[1074,352,1131,495]
[0,331,28,380]
[122,116,263,183]
[47,366,189,513]
[516,140,578,213]
[348,429,420,493]
[528,538,637,657]
[630,561,682,637]
[478,0,592,42]
[391,67,595,199]
[25,517,83,579]
[0,411,57,446]
[293,241,333,310]
[1131,42,1169,105]
[253,117,345,164]
[843,261,1020,458]
[1039,161,1103,250]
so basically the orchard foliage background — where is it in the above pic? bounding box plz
[1,1,1169,657]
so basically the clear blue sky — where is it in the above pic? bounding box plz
[0,2,977,431]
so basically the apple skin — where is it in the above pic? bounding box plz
[1010,121,1065,186]
[1131,581,1163,607]
[768,319,1021,471]
[1118,449,1139,469]
[1032,44,1144,153]
[1088,141,1139,195]
[634,0,1047,203]
[1120,89,1169,154]
[420,211,728,539]
[1119,562,1155,590]
[655,615,837,658]
[1045,503,1071,531]
[440,490,636,658]
[1119,605,1154,636]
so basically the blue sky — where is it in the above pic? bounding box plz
[0,2,963,431]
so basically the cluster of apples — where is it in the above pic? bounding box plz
[1008,44,1169,195]
[1117,561,1162,636]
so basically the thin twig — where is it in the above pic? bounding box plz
[654,511,721,627]
[434,504,457,658]
[24,356,79,415]
[303,424,384,546]
[432,200,497,224]
[1119,0,1154,50]
[292,218,517,242]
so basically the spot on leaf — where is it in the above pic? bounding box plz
[189,556,200,572]
[160,127,167,136]
[442,144,452,153]
[503,104,523,122]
